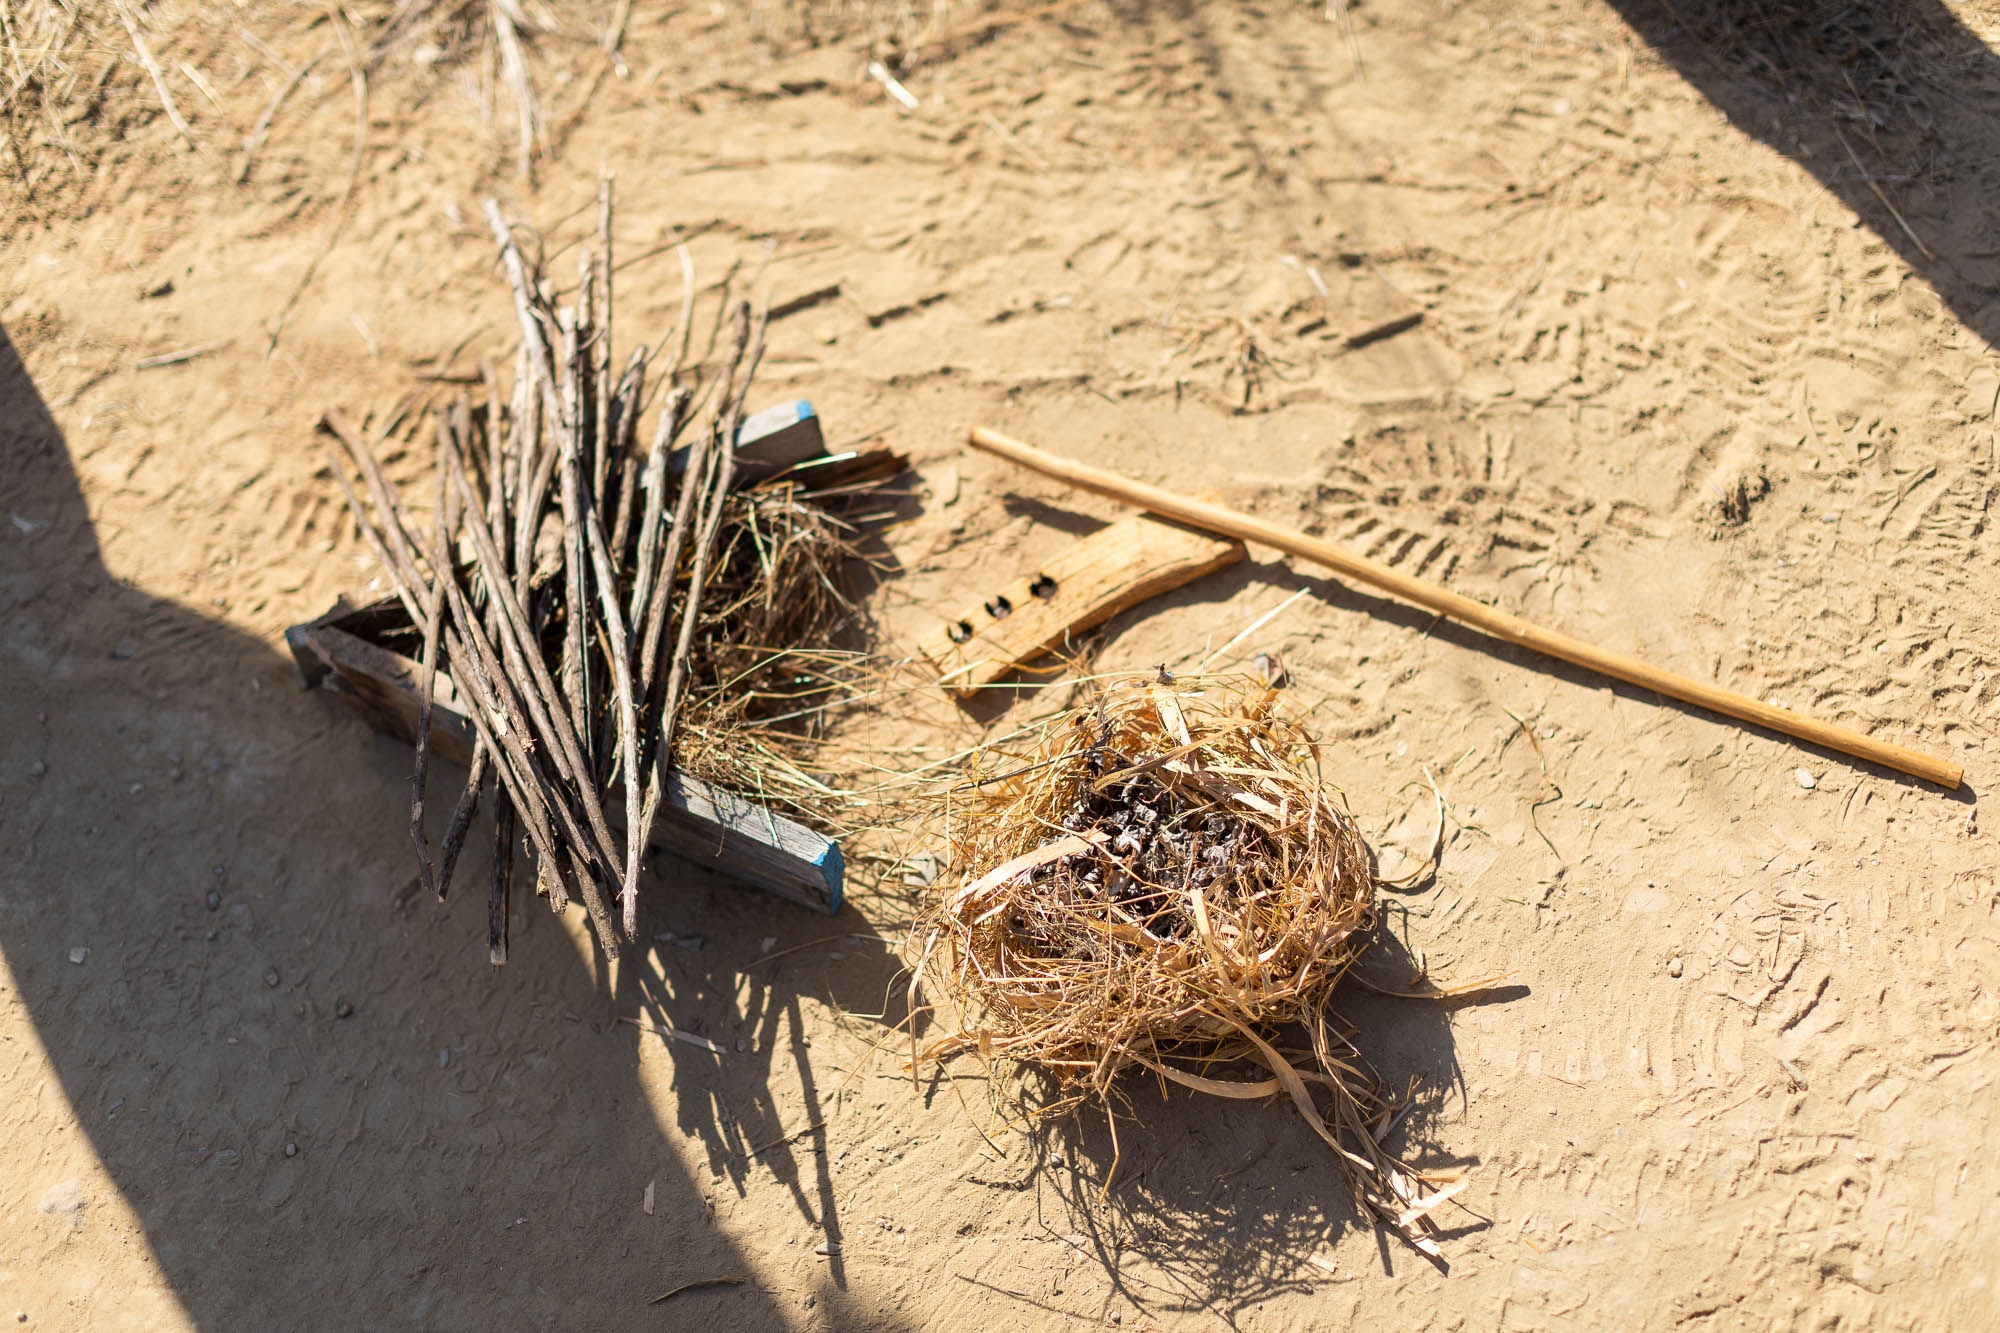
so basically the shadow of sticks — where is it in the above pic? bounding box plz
[0,319,916,1329]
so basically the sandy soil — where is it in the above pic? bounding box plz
[3,1,1998,1328]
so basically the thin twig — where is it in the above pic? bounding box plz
[1834,125,1935,262]
[489,785,515,964]
[648,1277,745,1305]
[238,47,325,184]
[134,338,231,370]
[111,0,196,148]
[409,418,455,899]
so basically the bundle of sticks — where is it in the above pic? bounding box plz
[318,180,784,963]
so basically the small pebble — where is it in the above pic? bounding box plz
[67,947,87,965]
[205,929,218,942]
[213,865,225,878]
[814,1240,841,1257]
[128,782,143,795]
[29,760,45,778]
[284,1143,297,1158]
[1794,769,1817,790]
[1668,957,1684,978]
[205,890,221,912]
[438,1049,450,1070]
[263,968,280,988]
[334,998,354,1019]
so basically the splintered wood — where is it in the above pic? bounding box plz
[917,513,1244,696]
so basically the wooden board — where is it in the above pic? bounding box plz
[285,603,841,914]
[916,512,1245,697]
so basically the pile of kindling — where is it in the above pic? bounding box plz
[319,180,875,962]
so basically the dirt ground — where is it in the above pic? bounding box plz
[4,1,1998,1328]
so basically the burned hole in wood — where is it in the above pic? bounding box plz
[947,619,974,643]
[1029,574,1059,599]
[984,595,1013,620]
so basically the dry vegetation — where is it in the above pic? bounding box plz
[912,674,1467,1258]
[0,0,993,211]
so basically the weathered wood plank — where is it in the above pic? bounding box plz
[286,603,841,914]
[916,512,1245,697]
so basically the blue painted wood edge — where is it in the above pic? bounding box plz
[815,839,844,915]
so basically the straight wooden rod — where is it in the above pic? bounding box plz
[968,425,1963,790]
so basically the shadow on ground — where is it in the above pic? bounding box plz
[0,322,912,1329]
[1604,0,2000,350]
[934,922,1484,1331]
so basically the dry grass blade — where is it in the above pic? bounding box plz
[911,674,1457,1255]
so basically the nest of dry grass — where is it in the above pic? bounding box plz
[912,673,1461,1256]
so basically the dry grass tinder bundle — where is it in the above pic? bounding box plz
[913,674,1462,1255]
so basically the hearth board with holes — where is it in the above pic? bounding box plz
[917,512,1245,698]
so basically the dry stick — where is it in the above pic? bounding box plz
[489,785,515,964]
[437,744,490,901]
[483,200,582,753]
[479,356,507,519]
[518,396,560,585]
[555,307,594,755]
[510,342,541,576]
[451,392,479,509]
[628,428,727,870]
[500,357,571,924]
[665,244,698,380]
[626,388,689,636]
[437,399,506,901]
[111,0,196,149]
[606,349,649,564]
[237,47,325,183]
[595,353,651,775]
[966,427,1964,789]
[484,200,563,430]
[593,174,616,523]
[581,469,644,937]
[409,419,455,899]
